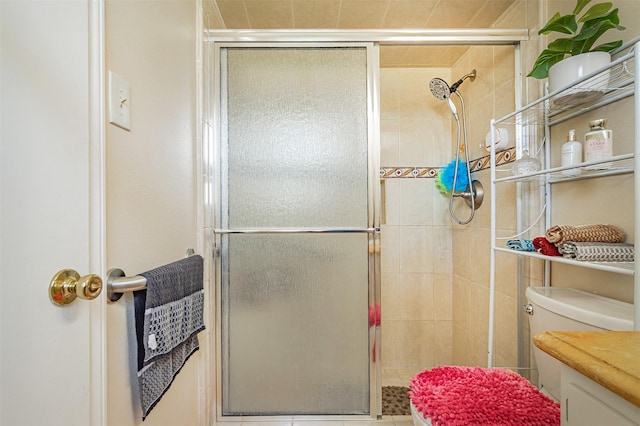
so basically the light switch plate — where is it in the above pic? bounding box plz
[108,71,131,131]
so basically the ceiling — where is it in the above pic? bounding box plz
[210,0,518,67]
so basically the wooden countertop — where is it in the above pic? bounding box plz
[533,331,640,408]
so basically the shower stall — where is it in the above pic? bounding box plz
[206,30,527,420]
[212,43,381,418]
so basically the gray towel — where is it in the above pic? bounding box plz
[559,242,635,262]
[134,255,205,420]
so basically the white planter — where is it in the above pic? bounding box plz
[549,51,611,106]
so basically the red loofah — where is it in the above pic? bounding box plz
[409,366,560,425]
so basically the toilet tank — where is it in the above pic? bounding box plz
[525,286,634,402]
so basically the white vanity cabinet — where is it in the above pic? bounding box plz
[561,366,640,425]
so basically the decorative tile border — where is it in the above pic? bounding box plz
[381,147,516,178]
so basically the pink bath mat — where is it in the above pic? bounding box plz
[409,366,560,425]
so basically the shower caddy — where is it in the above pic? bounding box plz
[488,38,640,369]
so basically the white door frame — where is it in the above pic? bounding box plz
[89,0,107,423]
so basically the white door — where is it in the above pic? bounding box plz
[0,1,105,425]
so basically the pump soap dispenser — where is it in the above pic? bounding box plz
[561,129,582,177]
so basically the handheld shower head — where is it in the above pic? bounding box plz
[429,78,459,118]
[429,77,451,100]
[447,97,459,118]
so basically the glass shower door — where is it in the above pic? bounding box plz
[215,45,379,417]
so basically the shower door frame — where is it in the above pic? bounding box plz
[206,29,531,422]
[211,41,382,421]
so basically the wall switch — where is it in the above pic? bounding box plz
[108,71,131,131]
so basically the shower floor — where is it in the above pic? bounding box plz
[382,386,411,416]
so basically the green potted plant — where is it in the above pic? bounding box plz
[528,0,625,87]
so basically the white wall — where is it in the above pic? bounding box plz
[105,1,201,424]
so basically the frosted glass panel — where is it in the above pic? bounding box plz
[219,46,372,416]
[222,234,370,415]
[224,48,368,228]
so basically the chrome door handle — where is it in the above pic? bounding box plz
[49,269,103,306]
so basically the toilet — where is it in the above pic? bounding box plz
[408,286,634,426]
[525,286,634,401]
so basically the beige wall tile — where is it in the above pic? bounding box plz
[469,227,491,287]
[243,0,293,28]
[433,273,453,320]
[380,46,410,68]
[382,178,401,226]
[397,117,431,166]
[214,0,250,28]
[291,0,340,28]
[467,281,490,341]
[382,0,438,28]
[424,0,484,29]
[452,226,471,279]
[493,0,528,29]
[432,226,452,274]
[399,180,434,226]
[381,319,405,368]
[494,292,518,367]
[380,69,401,119]
[382,272,402,321]
[401,273,434,321]
[380,125,400,166]
[433,320,453,365]
[494,46,516,90]
[470,0,518,27]
[406,320,435,368]
[381,224,400,273]
[399,226,433,273]
[495,251,517,299]
[337,0,388,29]
[452,275,470,332]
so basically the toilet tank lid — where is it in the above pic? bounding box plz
[525,286,634,331]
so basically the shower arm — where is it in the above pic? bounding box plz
[450,70,477,93]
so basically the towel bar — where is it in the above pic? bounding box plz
[107,249,196,302]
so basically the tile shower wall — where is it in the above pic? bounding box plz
[381,0,544,378]
[380,68,456,380]
[450,0,543,370]
[450,44,520,369]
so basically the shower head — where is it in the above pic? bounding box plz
[429,78,459,118]
[429,69,477,100]
[429,77,451,100]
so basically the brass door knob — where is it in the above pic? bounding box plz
[49,269,103,306]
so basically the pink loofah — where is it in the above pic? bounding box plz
[409,366,560,425]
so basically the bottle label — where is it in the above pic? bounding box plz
[585,137,611,154]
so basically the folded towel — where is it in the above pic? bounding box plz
[559,242,635,262]
[546,224,626,246]
[533,237,562,256]
[134,255,205,420]
[506,239,535,252]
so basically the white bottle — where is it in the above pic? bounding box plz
[561,129,582,177]
[584,118,613,169]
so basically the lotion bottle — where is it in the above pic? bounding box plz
[584,118,613,169]
[561,129,582,177]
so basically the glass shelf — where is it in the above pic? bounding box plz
[493,247,635,276]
